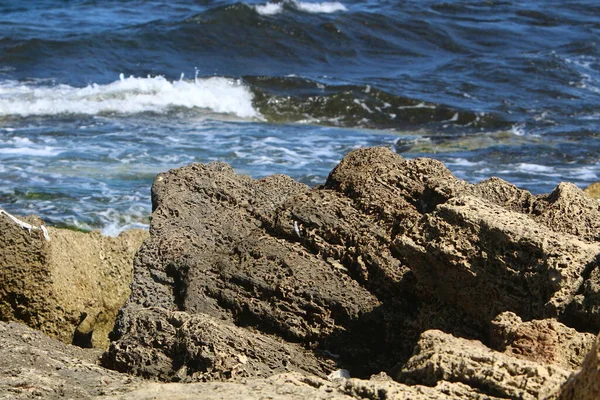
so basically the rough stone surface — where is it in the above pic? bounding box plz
[394,195,600,323]
[0,321,499,400]
[108,147,600,388]
[110,161,411,378]
[397,330,570,400]
[99,372,498,400]
[0,212,148,349]
[583,182,600,199]
[553,332,600,400]
[104,307,335,382]
[489,311,595,370]
[0,321,140,399]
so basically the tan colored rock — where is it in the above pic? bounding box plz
[583,182,600,199]
[0,211,148,348]
[490,311,595,370]
[536,182,600,242]
[397,330,570,400]
[394,195,600,323]
[0,321,141,399]
[553,333,600,400]
[0,321,499,400]
[97,372,499,400]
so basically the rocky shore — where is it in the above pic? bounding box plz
[1,147,599,399]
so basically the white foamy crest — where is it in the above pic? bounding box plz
[254,0,346,16]
[0,75,259,118]
[294,0,346,13]
[255,2,284,15]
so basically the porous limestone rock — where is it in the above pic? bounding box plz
[489,311,595,370]
[583,182,600,199]
[104,307,336,382]
[0,321,500,400]
[0,321,141,399]
[107,147,600,387]
[397,330,570,400]
[553,332,600,400]
[394,195,600,323]
[0,211,148,349]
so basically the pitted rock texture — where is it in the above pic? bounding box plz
[104,307,335,382]
[583,182,600,199]
[489,311,595,370]
[554,332,600,400]
[107,147,600,396]
[0,211,148,349]
[2,321,498,400]
[396,330,571,400]
[0,321,141,399]
[394,195,600,323]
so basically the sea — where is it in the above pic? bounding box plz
[0,0,598,235]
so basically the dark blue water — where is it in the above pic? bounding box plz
[0,0,598,233]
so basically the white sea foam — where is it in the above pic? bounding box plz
[516,163,555,174]
[255,2,284,15]
[397,102,436,110]
[254,0,346,16]
[0,136,63,157]
[295,0,346,13]
[0,75,259,118]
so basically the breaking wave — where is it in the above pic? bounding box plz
[0,75,259,119]
[254,0,346,16]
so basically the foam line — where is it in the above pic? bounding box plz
[0,75,259,118]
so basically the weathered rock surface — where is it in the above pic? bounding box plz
[397,330,571,400]
[583,182,600,199]
[0,212,148,349]
[394,194,599,323]
[0,321,498,400]
[0,321,140,399]
[489,311,595,370]
[553,331,600,400]
[99,372,499,400]
[104,307,335,381]
[106,147,600,398]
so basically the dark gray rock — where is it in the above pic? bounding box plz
[106,147,600,394]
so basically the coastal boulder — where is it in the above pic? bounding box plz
[0,321,142,398]
[553,332,600,400]
[0,210,147,349]
[489,311,595,370]
[107,147,600,385]
[397,330,570,400]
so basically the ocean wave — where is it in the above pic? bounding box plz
[0,75,259,118]
[254,0,346,16]
[249,76,508,131]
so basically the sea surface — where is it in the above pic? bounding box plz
[0,0,598,234]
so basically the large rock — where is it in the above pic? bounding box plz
[104,307,335,381]
[0,321,499,400]
[107,147,600,386]
[0,321,141,399]
[394,195,600,323]
[553,332,600,400]
[489,311,595,370]
[0,211,148,349]
[397,330,570,400]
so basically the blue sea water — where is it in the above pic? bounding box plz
[0,0,598,234]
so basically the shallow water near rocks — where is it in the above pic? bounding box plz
[0,0,598,234]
